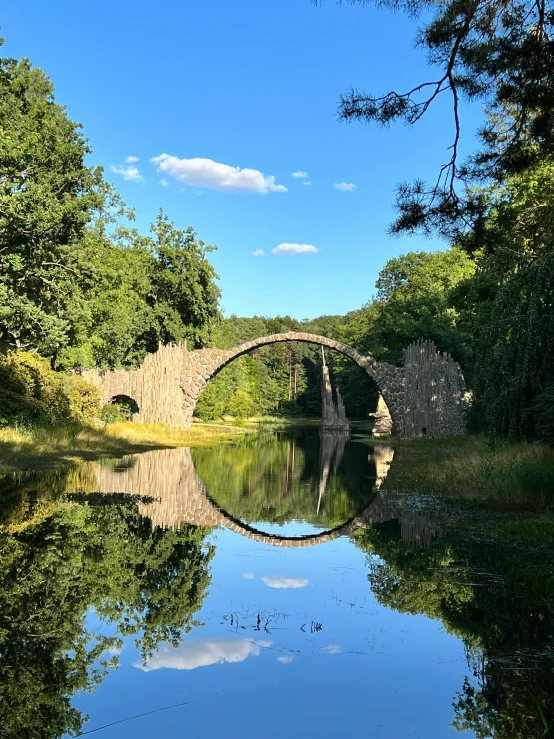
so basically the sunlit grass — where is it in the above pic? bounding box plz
[0,420,250,473]
[383,436,554,510]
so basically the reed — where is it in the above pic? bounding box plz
[383,436,554,510]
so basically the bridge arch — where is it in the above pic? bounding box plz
[181,332,405,431]
[109,394,140,415]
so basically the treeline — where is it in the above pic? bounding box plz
[205,216,554,444]
[194,249,473,423]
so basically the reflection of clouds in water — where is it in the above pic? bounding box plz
[277,656,294,664]
[242,572,255,579]
[136,638,272,672]
[262,575,309,589]
[322,645,342,654]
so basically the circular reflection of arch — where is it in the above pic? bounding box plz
[199,445,398,547]
[93,446,399,548]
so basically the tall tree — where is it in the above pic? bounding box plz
[338,249,475,368]
[323,0,554,238]
[0,44,117,358]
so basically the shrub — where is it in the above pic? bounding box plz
[64,375,101,423]
[0,351,99,423]
[99,404,127,423]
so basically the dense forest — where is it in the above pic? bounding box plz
[2,7,554,443]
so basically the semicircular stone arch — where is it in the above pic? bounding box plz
[180,332,405,431]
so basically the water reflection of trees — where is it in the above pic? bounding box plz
[0,499,213,739]
[191,431,379,528]
[354,518,554,739]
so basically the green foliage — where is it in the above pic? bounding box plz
[528,385,554,447]
[191,430,377,527]
[0,48,116,357]
[99,404,126,423]
[63,374,101,423]
[331,0,554,239]
[338,248,475,368]
[354,514,554,739]
[54,210,221,370]
[453,159,554,438]
[0,351,99,422]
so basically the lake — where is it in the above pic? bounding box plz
[1,428,552,738]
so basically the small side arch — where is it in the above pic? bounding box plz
[108,394,140,419]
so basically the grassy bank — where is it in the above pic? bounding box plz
[0,420,250,473]
[381,436,554,511]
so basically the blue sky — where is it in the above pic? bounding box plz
[3,0,484,319]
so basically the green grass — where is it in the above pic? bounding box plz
[0,420,250,473]
[381,436,554,511]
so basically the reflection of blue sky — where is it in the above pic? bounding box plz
[247,520,330,537]
[136,638,271,672]
[73,527,475,739]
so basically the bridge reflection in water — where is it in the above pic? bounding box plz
[91,439,439,548]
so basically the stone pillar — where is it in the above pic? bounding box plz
[369,393,393,437]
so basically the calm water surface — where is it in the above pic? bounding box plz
[1,428,553,738]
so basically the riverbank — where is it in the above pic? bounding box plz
[0,421,251,474]
[380,435,554,511]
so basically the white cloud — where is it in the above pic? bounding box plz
[136,638,271,672]
[271,243,318,256]
[110,164,143,182]
[242,571,255,578]
[160,178,169,187]
[277,656,294,663]
[150,154,287,193]
[333,182,356,192]
[100,645,122,660]
[262,575,309,589]
[292,170,308,178]
[323,645,342,654]
[252,250,264,257]
[125,155,140,163]
[302,181,312,186]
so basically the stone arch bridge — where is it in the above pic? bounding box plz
[82,333,469,437]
